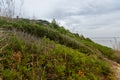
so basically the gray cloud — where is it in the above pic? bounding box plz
[47,0,120,19]
[20,0,120,37]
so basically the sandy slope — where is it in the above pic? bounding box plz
[109,60,120,80]
[104,58,120,80]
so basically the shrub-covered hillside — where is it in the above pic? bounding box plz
[0,17,115,58]
[0,17,118,80]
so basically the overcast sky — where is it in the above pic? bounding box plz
[17,0,120,38]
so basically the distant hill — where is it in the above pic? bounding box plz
[0,17,119,80]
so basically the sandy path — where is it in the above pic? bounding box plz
[104,58,120,80]
[109,60,120,80]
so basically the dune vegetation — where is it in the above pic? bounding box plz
[0,17,119,80]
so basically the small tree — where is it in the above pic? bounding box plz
[51,19,59,28]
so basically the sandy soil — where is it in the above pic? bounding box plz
[104,58,120,80]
